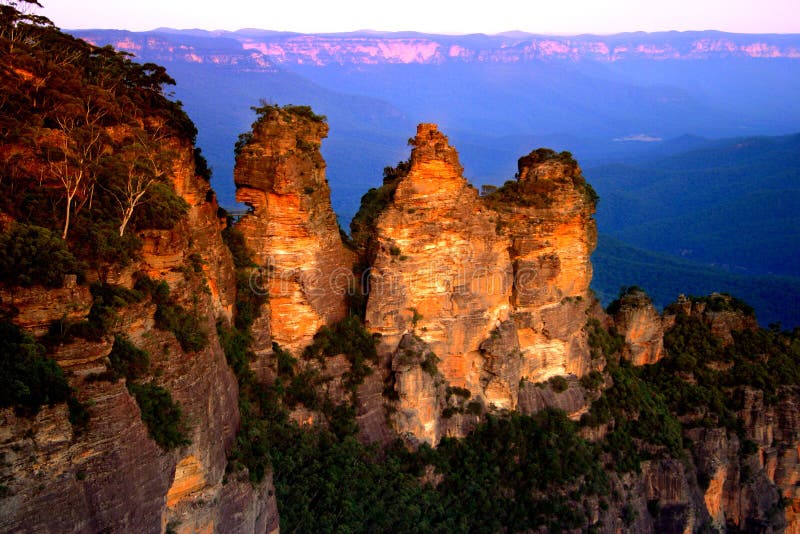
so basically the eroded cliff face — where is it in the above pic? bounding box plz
[362,124,598,445]
[611,288,665,365]
[234,106,355,356]
[79,31,800,69]
[497,148,598,383]
[0,139,277,534]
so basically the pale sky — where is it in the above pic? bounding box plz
[38,0,800,35]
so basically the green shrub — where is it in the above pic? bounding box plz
[44,318,103,345]
[548,375,569,393]
[129,183,188,232]
[420,352,440,376]
[134,274,171,303]
[68,219,142,268]
[108,335,150,380]
[466,400,483,415]
[233,270,266,332]
[606,285,647,315]
[285,368,321,409]
[689,293,756,317]
[222,226,256,270]
[586,318,624,360]
[408,307,423,327]
[217,323,254,379]
[221,226,267,332]
[582,360,684,471]
[273,342,296,376]
[0,223,79,287]
[482,148,598,210]
[86,282,145,334]
[193,147,211,181]
[281,104,327,123]
[155,301,208,352]
[446,386,472,400]
[136,274,208,352]
[68,396,91,428]
[0,320,71,414]
[304,316,378,392]
[127,382,189,450]
[349,160,410,249]
[580,370,605,391]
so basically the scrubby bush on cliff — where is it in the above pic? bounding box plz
[586,317,624,360]
[135,274,208,352]
[0,223,79,287]
[127,183,189,232]
[154,301,208,352]
[221,225,267,332]
[582,359,684,472]
[108,335,150,380]
[688,293,756,317]
[605,285,647,315]
[0,319,71,414]
[304,315,379,391]
[640,312,800,425]
[127,382,190,450]
[43,283,146,349]
[482,148,598,210]
[234,102,326,156]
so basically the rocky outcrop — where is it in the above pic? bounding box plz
[517,377,592,419]
[361,124,597,444]
[610,288,664,365]
[496,148,598,382]
[664,293,759,345]
[234,106,355,356]
[0,277,92,337]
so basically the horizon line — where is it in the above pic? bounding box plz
[66,27,800,38]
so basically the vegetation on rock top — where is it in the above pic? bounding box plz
[349,159,410,251]
[234,101,327,156]
[482,148,598,210]
[0,2,194,270]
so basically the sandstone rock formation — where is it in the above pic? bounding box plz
[610,287,665,365]
[0,137,277,534]
[234,105,355,356]
[359,124,598,444]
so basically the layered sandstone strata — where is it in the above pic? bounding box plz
[610,288,665,365]
[234,106,355,355]
[362,124,598,444]
[0,137,276,534]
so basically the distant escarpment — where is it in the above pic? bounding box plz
[76,29,800,68]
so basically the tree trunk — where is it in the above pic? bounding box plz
[62,195,72,240]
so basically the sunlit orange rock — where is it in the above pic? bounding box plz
[363,124,598,444]
[234,106,355,355]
